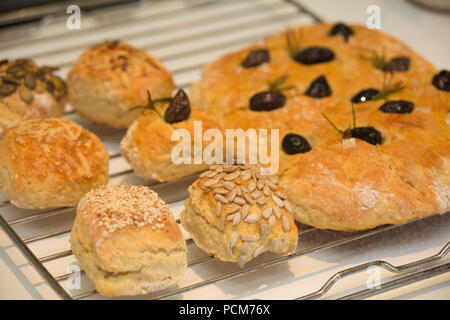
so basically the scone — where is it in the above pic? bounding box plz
[67,40,174,128]
[181,164,298,267]
[191,22,450,231]
[120,89,223,182]
[70,184,187,297]
[0,118,109,209]
[0,59,67,134]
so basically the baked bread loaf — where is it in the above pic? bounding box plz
[191,23,450,231]
[70,184,187,297]
[120,89,223,182]
[0,59,67,135]
[0,118,108,209]
[181,164,298,266]
[67,40,175,128]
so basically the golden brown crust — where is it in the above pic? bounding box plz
[191,22,450,231]
[120,105,223,182]
[70,184,187,296]
[67,40,175,128]
[0,118,109,209]
[0,59,67,134]
[181,164,298,266]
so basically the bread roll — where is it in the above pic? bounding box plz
[0,118,108,209]
[70,184,187,296]
[68,40,174,128]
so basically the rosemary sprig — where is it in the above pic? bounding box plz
[286,28,303,57]
[321,104,356,139]
[372,73,405,100]
[129,90,172,117]
[267,75,295,92]
[367,48,387,71]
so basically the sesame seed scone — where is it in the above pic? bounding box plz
[180,164,298,267]
[68,40,174,128]
[0,59,67,135]
[70,184,187,297]
[0,118,109,209]
[190,22,450,231]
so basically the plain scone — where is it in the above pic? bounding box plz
[181,164,298,267]
[70,184,187,297]
[0,118,109,209]
[67,40,174,128]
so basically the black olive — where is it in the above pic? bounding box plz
[384,56,410,72]
[350,126,382,145]
[282,133,311,154]
[432,70,450,92]
[379,100,414,114]
[328,23,354,42]
[241,49,270,68]
[249,91,286,111]
[304,75,332,98]
[293,47,335,65]
[351,88,379,103]
[164,89,191,123]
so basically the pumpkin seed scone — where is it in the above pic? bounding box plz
[191,23,450,231]
[0,59,67,135]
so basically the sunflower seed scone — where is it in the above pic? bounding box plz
[181,164,298,267]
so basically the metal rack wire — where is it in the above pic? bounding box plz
[0,0,448,300]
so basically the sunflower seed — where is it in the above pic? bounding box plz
[284,200,293,213]
[260,223,268,237]
[215,194,228,204]
[244,213,260,224]
[247,181,256,192]
[269,175,279,184]
[211,183,223,188]
[215,203,222,216]
[223,181,235,190]
[18,86,33,104]
[263,185,271,197]
[0,83,17,97]
[204,179,218,187]
[237,244,252,255]
[282,215,290,232]
[241,204,250,219]
[272,195,284,207]
[275,191,287,200]
[215,172,226,180]
[253,245,264,257]
[234,197,246,205]
[235,186,242,196]
[227,189,237,202]
[219,216,226,230]
[270,237,280,250]
[243,193,253,205]
[238,256,247,267]
[257,179,265,190]
[200,170,210,178]
[228,232,239,248]
[213,187,228,195]
[232,212,241,226]
[268,215,277,229]
[240,186,249,193]
[207,170,218,178]
[256,196,267,206]
[241,170,252,181]
[223,166,235,173]
[226,204,240,214]
[234,177,242,185]
[266,181,277,191]
[224,171,240,181]
[242,233,259,242]
[251,190,261,200]
[273,206,281,219]
[262,207,273,219]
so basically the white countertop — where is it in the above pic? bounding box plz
[0,0,449,300]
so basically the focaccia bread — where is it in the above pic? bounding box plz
[181,164,298,266]
[67,40,174,128]
[0,59,67,135]
[0,118,109,209]
[191,22,450,231]
[70,184,187,297]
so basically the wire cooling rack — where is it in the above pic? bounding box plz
[0,0,448,300]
